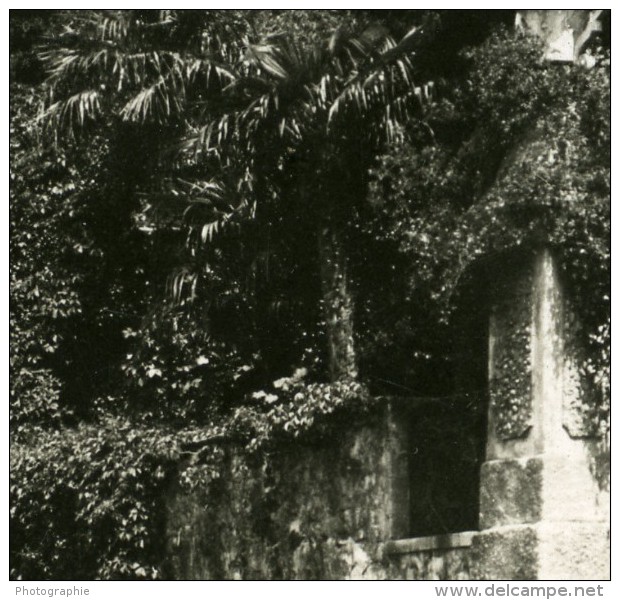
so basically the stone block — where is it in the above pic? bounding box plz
[479,458,542,529]
[537,522,610,580]
[471,522,610,580]
[480,452,607,529]
[470,526,538,580]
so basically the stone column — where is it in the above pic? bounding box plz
[515,10,603,63]
[471,250,609,580]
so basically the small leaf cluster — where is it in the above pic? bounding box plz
[241,369,372,450]
[119,307,249,424]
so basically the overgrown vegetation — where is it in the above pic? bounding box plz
[10,10,609,579]
[362,29,610,412]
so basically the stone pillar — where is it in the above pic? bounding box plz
[515,10,603,63]
[471,250,609,580]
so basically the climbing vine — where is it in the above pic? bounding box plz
[10,16,609,580]
[364,29,610,430]
[10,374,370,579]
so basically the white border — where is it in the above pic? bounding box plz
[3,3,616,598]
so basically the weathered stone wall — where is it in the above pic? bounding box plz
[165,405,474,580]
[165,250,609,581]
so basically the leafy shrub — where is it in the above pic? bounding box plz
[10,368,373,580]
[10,418,179,580]
[120,308,250,424]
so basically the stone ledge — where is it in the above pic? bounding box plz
[383,531,476,555]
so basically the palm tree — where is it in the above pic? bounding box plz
[181,26,428,380]
[39,9,429,383]
[38,10,248,135]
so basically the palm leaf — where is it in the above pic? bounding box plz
[40,90,102,135]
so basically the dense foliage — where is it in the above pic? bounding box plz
[363,29,610,408]
[10,377,373,579]
[10,420,177,580]
[10,10,609,579]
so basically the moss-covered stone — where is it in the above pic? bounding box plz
[489,259,534,440]
[479,458,542,529]
[165,406,475,580]
[470,527,538,580]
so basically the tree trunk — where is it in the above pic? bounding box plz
[317,223,358,382]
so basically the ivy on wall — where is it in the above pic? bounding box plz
[365,29,610,431]
[10,375,371,579]
[488,264,533,440]
[10,20,609,580]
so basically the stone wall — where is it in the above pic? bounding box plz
[165,250,609,581]
[165,405,474,580]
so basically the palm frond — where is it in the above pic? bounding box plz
[167,267,198,306]
[327,28,427,137]
[96,10,132,43]
[185,58,236,88]
[148,176,255,251]
[40,90,102,135]
[120,68,184,123]
[40,10,245,136]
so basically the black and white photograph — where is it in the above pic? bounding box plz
[8,4,612,591]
